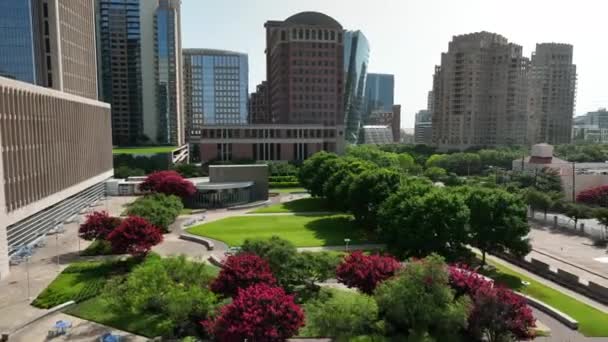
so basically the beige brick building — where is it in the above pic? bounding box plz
[0,77,112,279]
[431,32,530,150]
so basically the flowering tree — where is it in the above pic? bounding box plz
[336,251,401,294]
[210,253,276,297]
[203,284,304,342]
[139,170,182,192]
[449,266,535,341]
[577,185,608,207]
[78,211,121,241]
[139,170,196,198]
[106,216,163,256]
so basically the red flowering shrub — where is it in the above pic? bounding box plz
[203,284,304,342]
[139,170,181,192]
[211,253,276,297]
[336,251,401,294]
[106,216,163,256]
[156,175,196,198]
[78,211,121,241]
[449,265,535,340]
[576,185,608,207]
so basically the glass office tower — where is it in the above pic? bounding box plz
[0,0,37,83]
[183,49,248,142]
[343,30,370,143]
[365,73,395,115]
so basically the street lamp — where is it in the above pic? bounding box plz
[344,238,351,252]
[25,255,31,301]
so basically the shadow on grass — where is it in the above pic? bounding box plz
[303,215,374,246]
[281,197,330,212]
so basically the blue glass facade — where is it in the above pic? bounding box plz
[365,73,395,115]
[183,49,248,141]
[343,30,370,143]
[0,0,37,83]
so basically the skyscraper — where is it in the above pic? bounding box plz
[249,81,269,124]
[414,109,432,144]
[343,30,370,143]
[264,11,345,126]
[431,32,529,150]
[182,49,249,141]
[365,73,394,114]
[0,0,98,99]
[97,0,183,146]
[527,43,576,145]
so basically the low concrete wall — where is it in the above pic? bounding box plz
[493,251,608,305]
[179,233,214,251]
[519,294,579,330]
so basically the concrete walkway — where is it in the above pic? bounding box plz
[297,244,386,252]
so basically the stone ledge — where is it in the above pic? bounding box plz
[518,293,579,330]
[9,300,75,335]
[179,233,214,251]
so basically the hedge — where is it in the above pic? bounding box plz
[269,175,299,183]
[269,181,301,188]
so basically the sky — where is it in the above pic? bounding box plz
[182,0,608,128]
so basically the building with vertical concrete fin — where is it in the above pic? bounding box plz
[431,32,529,150]
[527,43,576,145]
[0,76,113,279]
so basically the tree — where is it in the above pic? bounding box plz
[156,175,197,198]
[173,163,203,178]
[139,170,182,192]
[594,208,608,238]
[106,216,163,256]
[577,185,608,207]
[525,189,554,220]
[396,153,420,174]
[563,203,593,231]
[126,193,183,232]
[322,158,373,211]
[424,166,447,182]
[535,167,562,193]
[203,284,304,342]
[336,251,401,294]
[346,145,400,168]
[114,165,145,179]
[299,151,338,196]
[374,254,471,339]
[465,187,531,265]
[210,253,276,297]
[347,168,401,228]
[378,187,470,259]
[241,236,298,288]
[78,211,121,241]
[302,288,380,339]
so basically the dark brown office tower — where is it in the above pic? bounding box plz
[264,12,345,126]
[249,81,270,123]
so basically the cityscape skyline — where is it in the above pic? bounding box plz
[182,0,607,128]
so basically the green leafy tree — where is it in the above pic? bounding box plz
[172,163,203,178]
[323,158,373,211]
[302,289,380,339]
[535,167,563,193]
[525,189,554,220]
[299,152,339,197]
[397,153,421,174]
[347,168,402,228]
[563,203,593,231]
[378,187,470,259]
[126,193,183,232]
[114,165,145,179]
[346,145,400,168]
[593,208,608,239]
[424,166,447,182]
[374,254,471,339]
[464,187,531,265]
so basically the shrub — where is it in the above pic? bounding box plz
[211,253,276,297]
[302,288,380,339]
[156,175,197,198]
[140,170,182,192]
[269,175,299,183]
[78,211,121,241]
[269,181,301,188]
[203,284,304,342]
[577,185,608,207]
[173,163,203,178]
[424,166,447,182]
[126,193,183,232]
[336,251,401,294]
[114,165,145,179]
[107,216,163,256]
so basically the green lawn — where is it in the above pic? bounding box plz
[483,259,608,337]
[112,146,177,155]
[180,208,193,215]
[250,197,331,214]
[269,187,307,194]
[32,258,135,308]
[80,240,114,256]
[65,297,167,338]
[187,214,372,247]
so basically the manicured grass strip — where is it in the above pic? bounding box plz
[65,297,167,338]
[250,197,331,214]
[180,208,193,215]
[484,259,608,337]
[80,240,115,256]
[269,187,307,194]
[32,258,135,308]
[187,214,372,247]
[112,146,177,154]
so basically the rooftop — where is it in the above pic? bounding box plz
[283,11,342,28]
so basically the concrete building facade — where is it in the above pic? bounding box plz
[0,0,98,99]
[572,109,608,143]
[414,109,433,144]
[431,32,529,150]
[0,76,113,279]
[249,81,269,124]
[527,43,576,145]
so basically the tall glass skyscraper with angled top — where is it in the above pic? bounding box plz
[0,0,37,83]
[183,49,249,142]
[343,30,370,143]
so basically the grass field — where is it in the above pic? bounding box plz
[484,259,608,337]
[269,187,307,194]
[251,197,331,214]
[112,146,177,155]
[187,214,372,247]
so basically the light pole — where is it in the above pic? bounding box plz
[25,255,31,301]
[344,238,351,252]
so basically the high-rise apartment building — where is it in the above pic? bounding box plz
[264,12,345,126]
[97,0,183,146]
[572,108,608,143]
[527,43,576,145]
[249,81,269,124]
[182,49,248,142]
[431,32,529,150]
[343,30,370,143]
[365,73,394,115]
[414,109,432,144]
[0,0,98,99]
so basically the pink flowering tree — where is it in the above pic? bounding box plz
[336,251,401,294]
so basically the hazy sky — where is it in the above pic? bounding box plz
[182,0,608,128]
